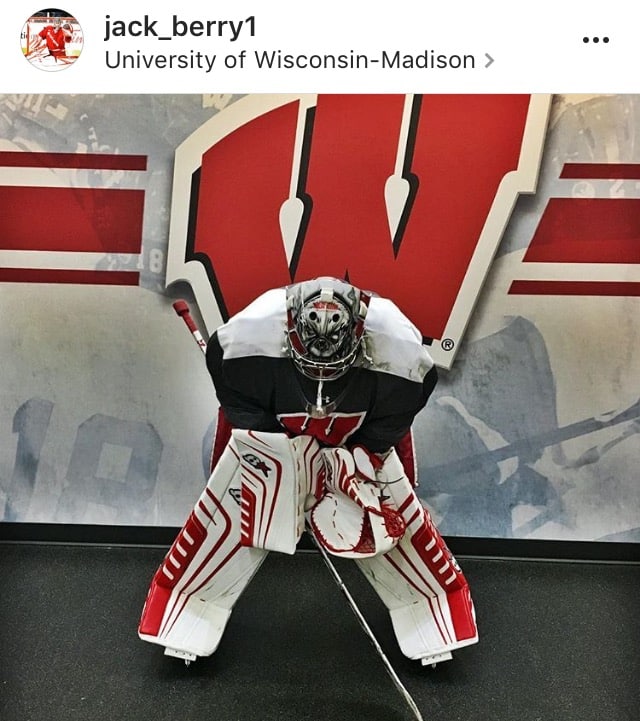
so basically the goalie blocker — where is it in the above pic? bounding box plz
[138,429,478,665]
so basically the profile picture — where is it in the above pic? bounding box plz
[21,8,83,71]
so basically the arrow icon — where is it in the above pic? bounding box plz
[485,53,494,68]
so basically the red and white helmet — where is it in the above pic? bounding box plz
[286,277,370,381]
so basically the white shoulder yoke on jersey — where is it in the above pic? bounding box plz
[215,287,434,383]
[216,288,288,360]
[360,297,433,383]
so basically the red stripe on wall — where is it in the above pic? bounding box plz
[0,268,139,285]
[560,163,640,179]
[524,198,640,264]
[0,151,147,171]
[0,186,144,253]
[509,281,640,296]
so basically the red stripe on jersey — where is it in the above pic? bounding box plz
[278,412,365,447]
[394,431,417,486]
[209,410,234,473]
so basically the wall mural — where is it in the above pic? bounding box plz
[0,93,638,541]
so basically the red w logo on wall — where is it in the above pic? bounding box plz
[166,94,550,368]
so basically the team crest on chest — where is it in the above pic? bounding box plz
[277,411,366,446]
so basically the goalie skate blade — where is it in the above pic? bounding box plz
[420,651,453,668]
[164,647,197,664]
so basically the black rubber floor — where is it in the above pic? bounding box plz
[1,542,638,721]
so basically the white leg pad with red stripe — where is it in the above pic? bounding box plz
[138,431,320,658]
[355,449,478,663]
[236,430,322,554]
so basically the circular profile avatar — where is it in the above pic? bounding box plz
[22,8,83,71]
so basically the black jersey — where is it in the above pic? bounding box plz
[206,287,437,454]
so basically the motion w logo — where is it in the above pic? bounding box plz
[166,94,550,368]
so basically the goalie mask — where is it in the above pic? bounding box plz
[286,278,370,381]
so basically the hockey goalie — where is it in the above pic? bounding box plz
[138,277,478,667]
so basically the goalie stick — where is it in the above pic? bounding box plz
[172,299,425,721]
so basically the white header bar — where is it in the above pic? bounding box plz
[2,1,633,93]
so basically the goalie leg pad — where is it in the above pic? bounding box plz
[355,449,478,661]
[236,430,321,554]
[138,438,269,658]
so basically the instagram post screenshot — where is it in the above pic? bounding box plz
[0,3,638,721]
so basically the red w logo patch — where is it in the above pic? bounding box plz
[277,412,365,447]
